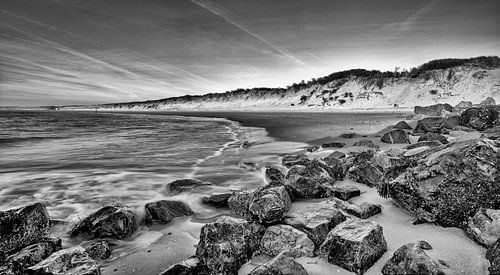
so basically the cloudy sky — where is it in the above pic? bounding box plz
[1,0,499,106]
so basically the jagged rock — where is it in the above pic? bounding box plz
[282,154,310,168]
[456,101,473,109]
[201,193,232,208]
[85,241,111,260]
[320,219,387,274]
[70,205,137,239]
[0,238,61,275]
[353,140,380,149]
[321,142,346,148]
[196,216,265,275]
[260,225,315,258]
[378,139,500,228]
[166,179,210,194]
[340,201,382,219]
[478,97,496,107]
[348,162,383,187]
[459,107,498,131]
[27,246,100,275]
[284,200,346,245]
[265,166,286,185]
[413,117,446,135]
[248,186,292,224]
[159,256,208,275]
[228,191,255,218]
[414,104,452,117]
[145,200,193,225]
[306,145,320,152]
[339,133,357,139]
[0,203,51,255]
[418,132,448,144]
[381,242,444,275]
[443,116,460,129]
[321,156,347,181]
[393,121,413,130]
[372,151,404,171]
[486,238,500,274]
[406,141,442,150]
[418,240,433,250]
[250,251,308,275]
[285,161,333,198]
[381,129,411,144]
[332,185,361,201]
[465,208,500,247]
[325,151,346,159]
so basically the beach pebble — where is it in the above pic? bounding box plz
[145,200,193,225]
[250,251,308,275]
[381,242,444,275]
[201,193,232,208]
[249,186,292,224]
[27,246,100,275]
[381,129,411,144]
[260,225,315,258]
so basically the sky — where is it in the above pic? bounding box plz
[0,0,499,106]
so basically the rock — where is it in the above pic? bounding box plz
[341,202,382,219]
[459,107,498,131]
[166,179,210,194]
[241,141,252,149]
[339,133,357,139]
[265,166,286,185]
[465,208,500,247]
[249,251,308,275]
[320,219,387,274]
[284,201,346,245]
[0,238,61,275]
[228,191,255,218]
[406,141,442,150]
[372,151,404,171]
[282,154,311,168]
[321,156,347,181]
[0,203,51,254]
[196,216,265,274]
[325,151,346,159]
[348,162,383,187]
[145,200,193,225]
[378,139,500,228]
[159,256,208,275]
[285,161,333,198]
[478,97,496,107]
[414,104,451,117]
[418,132,448,144]
[332,185,361,201]
[260,225,315,258]
[456,101,473,109]
[381,242,444,275]
[85,241,111,260]
[248,186,292,224]
[27,246,100,275]
[306,145,320,152]
[413,117,446,135]
[201,193,232,208]
[418,240,433,250]
[443,116,460,129]
[321,142,346,148]
[353,140,380,149]
[393,121,413,130]
[381,129,411,144]
[486,238,500,274]
[70,205,137,239]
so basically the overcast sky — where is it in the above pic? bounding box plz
[1,0,499,106]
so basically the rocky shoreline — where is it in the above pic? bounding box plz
[1,98,499,274]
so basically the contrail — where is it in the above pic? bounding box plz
[304,51,328,66]
[189,0,309,67]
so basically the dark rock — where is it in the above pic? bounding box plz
[478,97,496,107]
[321,142,346,148]
[70,205,138,239]
[348,162,383,187]
[325,151,346,159]
[85,241,111,260]
[459,107,498,131]
[282,154,310,168]
[159,256,208,275]
[228,191,255,218]
[248,186,292,224]
[465,208,500,247]
[284,200,346,246]
[413,117,446,135]
[353,140,380,149]
[0,203,51,254]
[250,251,308,275]
[342,202,382,219]
[339,133,357,139]
[406,141,442,150]
[196,216,265,275]
[201,193,232,208]
[321,156,347,181]
[418,240,433,250]
[241,141,252,149]
[332,185,361,201]
[486,238,500,274]
[285,161,333,198]
[145,200,193,225]
[381,242,444,275]
[320,219,387,274]
[166,179,210,194]
[306,145,320,152]
[265,166,286,185]
[0,238,61,275]
[418,132,448,144]
[378,139,500,228]
[260,224,315,258]
[443,116,460,129]
[414,104,450,117]
[381,129,411,144]
[393,121,413,130]
[372,151,404,171]
[27,246,100,275]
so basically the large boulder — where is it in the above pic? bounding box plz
[381,242,444,275]
[282,154,310,168]
[459,107,498,131]
[320,219,387,274]
[342,202,382,219]
[353,140,380,149]
[166,179,210,194]
[250,251,308,275]
[260,225,315,258]
[348,162,383,187]
[70,205,138,239]
[27,246,100,275]
[478,97,496,107]
[414,104,452,117]
[0,203,51,254]
[417,132,448,144]
[285,161,333,198]
[325,151,346,160]
[201,193,232,208]
[393,121,412,130]
[248,186,292,224]
[228,191,255,218]
[443,116,461,129]
[465,208,500,247]
[284,201,346,246]
[378,139,500,228]
[0,238,61,275]
[159,256,208,275]
[332,185,361,201]
[196,216,265,274]
[413,117,446,135]
[321,156,347,181]
[265,166,286,185]
[486,239,500,274]
[145,200,193,225]
[381,129,411,144]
